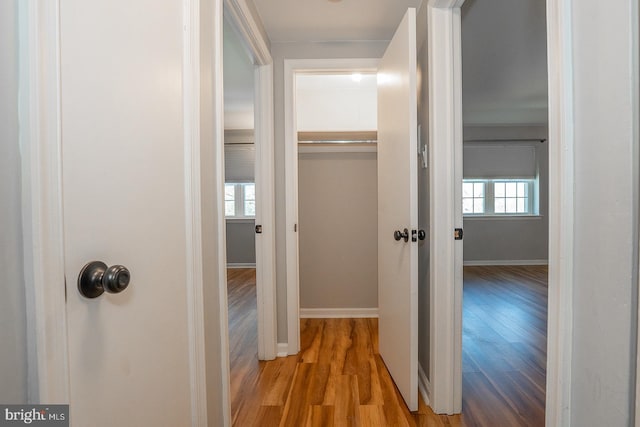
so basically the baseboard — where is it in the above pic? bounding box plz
[463,259,548,266]
[226,263,256,268]
[418,363,432,406]
[277,343,289,358]
[299,307,379,318]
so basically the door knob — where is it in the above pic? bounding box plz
[393,228,409,242]
[411,229,426,242]
[78,261,131,299]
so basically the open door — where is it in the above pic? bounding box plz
[377,8,419,412]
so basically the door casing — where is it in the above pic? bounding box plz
[224,0,278,362]
[426,0,576,423]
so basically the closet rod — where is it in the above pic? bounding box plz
[463,138,547,143]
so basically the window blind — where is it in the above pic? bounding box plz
[224,144,255,183]
[463,144,537,179]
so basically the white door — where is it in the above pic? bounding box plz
[61,1,193,425]
[377,8,419,412]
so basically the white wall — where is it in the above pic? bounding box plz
[568,1,638,424]
[0,0,28,404]
[298,151,378,310]
[296,73,377,131]
[462,125,549,264]
[272,41,388,341]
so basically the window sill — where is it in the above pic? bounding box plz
[225,217,255,223]
[463,214,544,221]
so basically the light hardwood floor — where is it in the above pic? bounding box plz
[228,266,547,426]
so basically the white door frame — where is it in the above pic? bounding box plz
[543,1,575,424]
[18,0,69,404]
[224,0,277,361]
[426,0,464,414]
[427,0,576,423]
[283,58,379,354]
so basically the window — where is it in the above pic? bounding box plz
[494,181,529,214]
[225,183,256,218]
[225,184,236,216]
[462,181,485,214]
[463,179,535,216]
[243,183,255,216]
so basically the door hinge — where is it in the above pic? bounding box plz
[294,223,297,232]
[454,228,464,240]
[255,224,263,234]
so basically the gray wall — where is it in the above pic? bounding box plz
[298,152,377,309]
[224,139,256,266]
[462,125,549,263]
[272,41,388,341]
[569,1,638,424]
[225,220,256,265]
[0,0,28,403]
[416,2,431,382]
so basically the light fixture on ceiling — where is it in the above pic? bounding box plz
[351,73,362,83]
[327,0,343,3]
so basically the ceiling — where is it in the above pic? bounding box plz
[225,0,548,127]
[252,0,422,42]
[461,0,548,125]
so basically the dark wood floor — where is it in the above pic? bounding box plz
[227,267,260,415]
[228,265,548,426]
[462,265,547,426]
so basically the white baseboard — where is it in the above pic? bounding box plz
[277,343,289,358]
[299,307,379,318]
[226,263,256,268]
[418,363,432,406]
[463,259,548,266]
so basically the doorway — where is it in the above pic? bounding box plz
[222,14,261,420]
[296,71,379,320]
[283,59,379,353]
[459,0,549,423]
[222,5,277,365]
[223,14,257,270]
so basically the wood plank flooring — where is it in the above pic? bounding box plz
[228,265,548,426]
[461,265,547,427]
